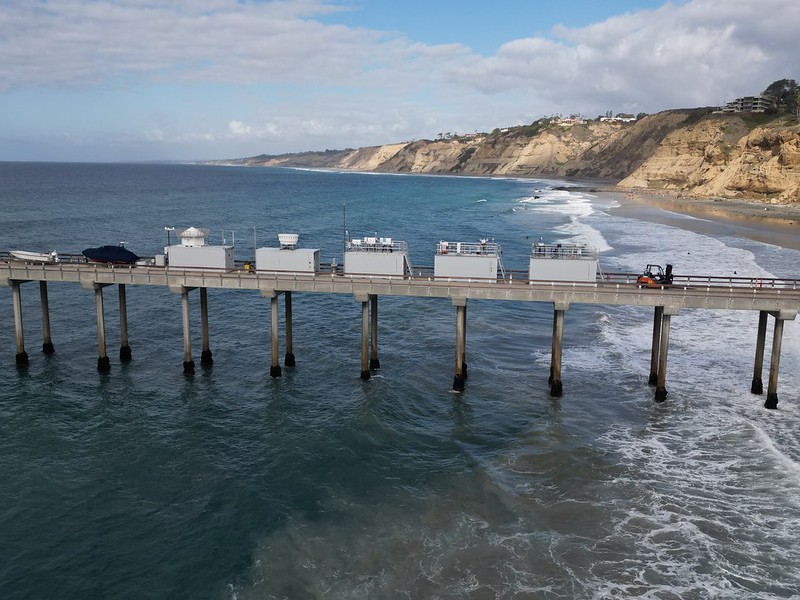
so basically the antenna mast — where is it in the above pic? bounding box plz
[343,201,348,252]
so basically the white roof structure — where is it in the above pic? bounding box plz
[179,226,210,247]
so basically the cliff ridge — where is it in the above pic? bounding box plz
[228,110,800,202]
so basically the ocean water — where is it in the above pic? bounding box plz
[0,163,799,599]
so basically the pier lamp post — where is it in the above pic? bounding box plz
[164,226,175,248]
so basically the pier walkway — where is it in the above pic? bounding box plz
[2,255,799,408]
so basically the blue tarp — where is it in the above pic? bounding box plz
[82,245,140,264]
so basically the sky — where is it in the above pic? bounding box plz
[0,0,797,162]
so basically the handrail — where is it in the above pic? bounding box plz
[4,258,800,292]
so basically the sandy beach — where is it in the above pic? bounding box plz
[607,188,800,251]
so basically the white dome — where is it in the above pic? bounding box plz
[179,226,210,247]
[278,233,299,248]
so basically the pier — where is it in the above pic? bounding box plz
[2,253,799,408]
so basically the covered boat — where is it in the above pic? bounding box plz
[82,245,140,264]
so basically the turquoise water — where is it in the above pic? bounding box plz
[1,163,799,599]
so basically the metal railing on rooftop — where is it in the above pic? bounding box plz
[531,243,598,259]
[345,238,408,253]
[436,240,500,256]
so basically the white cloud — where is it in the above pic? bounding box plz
[227,120,253,136]
[0,0,797,160]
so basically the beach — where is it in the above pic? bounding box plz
[608,188,800,251]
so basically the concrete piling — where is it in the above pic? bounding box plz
[270,294,282,378]
[764,314,786,409]
[199,287,213,368]
[95,284,111,373]
[118,284,132,362]
[751,310,768,395]
[369,294,380,371]
[648,306,663,385]
[462,302,468,381]
[550,302,568,397]
[39,281,55,355]
[654,308,679,402]
[452,298,467,392]
[11,281,28,367]
[360,297,370,380]
[284,291,295,367]
[181,287,195,375]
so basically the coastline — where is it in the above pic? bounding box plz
[603,188,800,251]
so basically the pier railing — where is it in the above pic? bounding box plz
[3,258,800,314]
[3,253,799,290]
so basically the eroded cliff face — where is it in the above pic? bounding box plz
[618,117,800,201]
[246,110,800,202]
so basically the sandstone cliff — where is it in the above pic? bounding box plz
[237,110,800,202]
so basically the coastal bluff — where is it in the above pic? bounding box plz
[220,110,800,202]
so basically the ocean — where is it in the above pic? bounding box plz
[1,162,799,599]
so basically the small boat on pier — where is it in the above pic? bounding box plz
[9,250,60,263]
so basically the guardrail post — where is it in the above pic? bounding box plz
[118,284,131,361]
[11,281,28,367]
[200,287,213,368]
[369,294,380,371]
[40,281,55,355]
[751,310,768,394]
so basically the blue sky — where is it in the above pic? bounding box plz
[0,0,797,162]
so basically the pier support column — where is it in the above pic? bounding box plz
[359,295,370,380]
[763,311,795,409]
[39,281,55,355]
[648,306,664,385]
[199,287,213,368]
[270,294,282,378]
[369,294,380,371]
[654,307,679,402]
[284,291,295,367]
[95,284,111,373]
[750,310,768,395]
[462,302,468,381]
[11,281,28,367]
[118,284,131,362]
[181,287,195,375]
[549,302,569,397]
[452,297,467,392]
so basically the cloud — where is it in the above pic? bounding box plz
[456,0,799,113]
[0,0,386,91]
[0,0,797,160]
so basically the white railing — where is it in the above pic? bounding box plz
[436,240,500,256]
[531,243,597,259]
[345,238,407,253]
